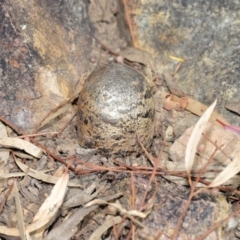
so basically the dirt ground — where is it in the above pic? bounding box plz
[1,1,240,240]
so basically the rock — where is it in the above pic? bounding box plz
[123,0,240,125]
[0,0,92,131]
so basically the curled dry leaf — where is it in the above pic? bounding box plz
[32,171,69,223]
[88,216,122,240]
[29,171,69,239]
[120,47,155,72]
[179,97,188,109]
[39,103,71,130]
[13,182,26,240]
[53,165,65,178]
[0,172,69,238]
[62,182,101,209]
[185,100,217,174]
[168,122,240,188]
[85,199,148,218]
[163,94,187,111]
[36,73,86,133]
[0,170,51,202]
[15,159,83,188]
[0,122,9,167]
[12,151,35,160]
[46,193,123,240]
[208,152,240,188]
[162,91,229,126]
[0,138,42,158]
[71,73,87,99]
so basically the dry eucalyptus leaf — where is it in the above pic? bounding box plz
[46,193,123,240]
[15,171,69,239]
[89,216,122,240]
[85,199,148,218]
[162,91,229,126]
[120,47,155,72]
[168,122,240,188]
[0,122,9,167]
[39,103,71,129]
[13,182,26,240]
[62,182,101,209]
[185,100,217,174]
[25,231,31,240]
[15,159,83,188]
[0,138,42,158]
[163,94,188,111]
[53,165,65,178]
[0,122,7,138]
[71,73,87,99]
[32,171,68,223]
[0,170,26,179]
[1,171,46,202]
[0,168,53,182]
[12,151,35,160]
[37,74,85,131]
[208,153,240,188]
[0,225,18,237]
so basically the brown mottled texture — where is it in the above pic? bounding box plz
[0,0,92,131]
[77,63,155,155]
[124,0,240,125]
[104,177,229,240]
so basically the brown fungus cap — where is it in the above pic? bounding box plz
[77,63,155,156]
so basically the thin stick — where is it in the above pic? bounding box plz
[16,132,58,138]
[171,146,219,239]
[0,116,75,172]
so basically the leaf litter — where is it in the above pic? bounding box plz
[1,68,240,240]
[0,11,240,240]
[1,73,240,240]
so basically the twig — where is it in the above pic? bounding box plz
[138,149,161,209]
[196,209,240,240]
[137,134,157,166]
[55,113,76,137]
[202,133,232,160]
[0,116,75,171]
[94,37,118,56]
[16,132,58,138]
[131,172,136,210]
[75,157,239,193]
[0,116,25,136]
[33,99,69,133]
[171,145,220,239]
[30,139,75,171]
